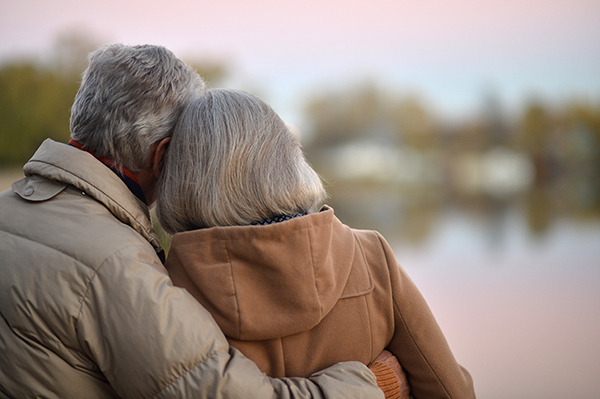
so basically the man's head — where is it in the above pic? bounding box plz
[70,44,206,172]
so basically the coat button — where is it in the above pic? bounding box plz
[24,188,34,196]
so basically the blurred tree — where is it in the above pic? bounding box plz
[0,31,98,166]
[562,101,600,217]
[303,82,437,150]
[0,62,79,165]
[389,96,438,149]
[303,83,385,148]
[184,59,229,88]
[49,29,101,79]
[520,102,552,157]
[481,90,510,146]
[526,185,553,236]
[518,101,563,187]
[564,102,600,159]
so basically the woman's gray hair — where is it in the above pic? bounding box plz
[70,44,206,171]
[156,88,326,233]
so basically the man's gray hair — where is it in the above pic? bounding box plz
[70,44,206,171]
[156,88,326,234]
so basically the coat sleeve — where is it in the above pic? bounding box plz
[374,233,476,399]
[76,244,384,399]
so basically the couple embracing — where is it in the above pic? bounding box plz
[0,44,475,399]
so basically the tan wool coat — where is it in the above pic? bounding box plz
[166,207,476,399]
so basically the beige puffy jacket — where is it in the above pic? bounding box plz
[0,139,383,399]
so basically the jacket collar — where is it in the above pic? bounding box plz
[22,139,163,256]
[67,139,148,206]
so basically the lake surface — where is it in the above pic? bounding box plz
[390,206,600,399]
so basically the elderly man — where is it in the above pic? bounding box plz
[0,44,405,398]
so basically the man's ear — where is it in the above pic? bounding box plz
[151,137,171,178]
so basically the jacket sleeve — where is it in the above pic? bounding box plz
[374,233,476,399]
[76,244,384,399]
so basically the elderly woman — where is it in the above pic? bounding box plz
[155,89,475,399]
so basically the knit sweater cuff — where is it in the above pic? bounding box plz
[368,361,401,399]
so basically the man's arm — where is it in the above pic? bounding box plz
[155,347,383,399]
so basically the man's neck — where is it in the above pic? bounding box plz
[68,139,150,205]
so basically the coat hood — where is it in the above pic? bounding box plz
[166,207,374,341]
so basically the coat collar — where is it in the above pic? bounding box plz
[21,139,163,256]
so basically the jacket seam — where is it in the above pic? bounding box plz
[74,244,162,355]
[222,234,243,340]
[355,232,376,361]
[27,159,157,245]
[340,231,375,299]
[377,232,453,398]
[0,229,104,271]
[2,313,82,363]
[304,216,323,319]
[363,293,375,363]
[150,348,224,399]
[0,384,10,398]
[0,310,69,354]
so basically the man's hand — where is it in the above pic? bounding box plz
[369,350,411,399]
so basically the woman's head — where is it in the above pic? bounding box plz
[156,88,326,234]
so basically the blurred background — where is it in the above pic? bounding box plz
[1,0,599,397]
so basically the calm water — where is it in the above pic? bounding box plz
[390,206,600,399]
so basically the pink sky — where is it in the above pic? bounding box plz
[1,0,599,122]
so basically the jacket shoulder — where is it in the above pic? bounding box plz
[351,228,396,269]
[1,176,158,271]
